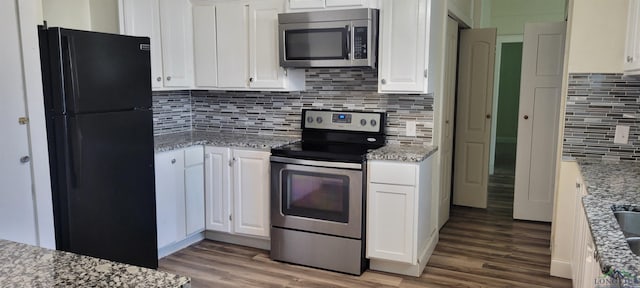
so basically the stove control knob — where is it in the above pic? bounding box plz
[307,116,314,123]
[360,119,367,126]
[316,117,323,124]
[370,119,377,127]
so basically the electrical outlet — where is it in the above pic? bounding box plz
[614,125,630,144]
[406,121,416,137]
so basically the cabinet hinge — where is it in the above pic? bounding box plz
[228,159,234,167]
[229,214,232,221]
[424,69,428,78]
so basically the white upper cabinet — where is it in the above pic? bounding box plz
[378,0,430,93]
[287,0,377,10]
[192,3,218,88]
[216,1,250,88]
[159,0,194,88]
[120,0,164,88]
[120,0,194,89]
[625,0,640,74]
[249,0,288,89]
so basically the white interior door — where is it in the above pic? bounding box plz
[0,0,37,245]
[438,16,458,229]
[513,22,566,222]
[452,28,497,209]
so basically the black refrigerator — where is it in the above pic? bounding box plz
[38,27,158,269]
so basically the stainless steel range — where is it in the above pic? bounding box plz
[270,109,386,275]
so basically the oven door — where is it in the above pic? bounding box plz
[271,157,363,239]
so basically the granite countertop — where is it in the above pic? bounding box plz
[154,131,299,153]
[366,144,438,162]
[577,159,640,280]
[0,239,189,287]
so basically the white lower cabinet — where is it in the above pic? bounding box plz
[366,155,437,277]
[154,146,205,253]
[572,175,603,288]
[205,146,271,239]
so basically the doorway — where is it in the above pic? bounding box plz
[490,38,524,176]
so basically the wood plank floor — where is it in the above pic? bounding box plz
[159,175,572,287]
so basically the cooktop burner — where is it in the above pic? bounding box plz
[271,110,387,163]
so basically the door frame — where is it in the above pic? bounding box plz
[488,35,523,175]
[16,0,56,248]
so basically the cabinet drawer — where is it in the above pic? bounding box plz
[369,161,416,186]
[185,146,204,166]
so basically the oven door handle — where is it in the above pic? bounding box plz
[270,156,362,170]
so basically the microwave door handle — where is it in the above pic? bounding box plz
[345,25,351,59]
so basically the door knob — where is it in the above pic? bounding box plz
[20,156,30,163]
[524,115,529,120]
[486,114,491,119]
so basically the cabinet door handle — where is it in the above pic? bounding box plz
[171,159,176,164]
[249,77,254,83]
[628,56,634,63]
[381,79,387,85]
[156,77,162,82]
[20,156,31,163]
[523,115,529,120]
[166,76,172,81]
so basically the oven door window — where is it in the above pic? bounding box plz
[282,170,349,223]
[285,28,348,60]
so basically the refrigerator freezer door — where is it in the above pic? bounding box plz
[46,28,152,114]
[55,110,158,268]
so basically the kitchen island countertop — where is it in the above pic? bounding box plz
[0,239,190,287]
[577,159,640,280]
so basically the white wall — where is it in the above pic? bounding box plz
[41,0,119,33]
[567,0,628,73]
[42,0,92,30]
[89,0,119,33]
[448,0,474,27]
[483,0,566,35]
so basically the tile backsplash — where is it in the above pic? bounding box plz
[152,90,192,135]
[563,73,640,161]
[154,68,434,146]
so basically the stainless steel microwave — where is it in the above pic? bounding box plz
[278,8,378,68]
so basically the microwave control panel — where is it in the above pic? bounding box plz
[353,27,368,59]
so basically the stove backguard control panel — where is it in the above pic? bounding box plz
[303,110,382,133]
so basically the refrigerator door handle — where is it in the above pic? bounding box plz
[62,35,81,114]
[68,119,83,188]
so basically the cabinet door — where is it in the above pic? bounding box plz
[625,0,640,73]
[216,1,249,88]
[378,0,429,93]
[154,150,185,249]
[232,149,270,238]
[158,0,194,87]
[184,146,205,235]
[193,3,218,88]
[249,0,286,89]
[367,183,415,264]
[288,0,325,9]
[120,0,164,88]
[204,147,232,233]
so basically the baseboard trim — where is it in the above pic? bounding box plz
[158,232,205,259]
[205,230,270,250]
[369,232,438,277]
[550,259,572,279]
